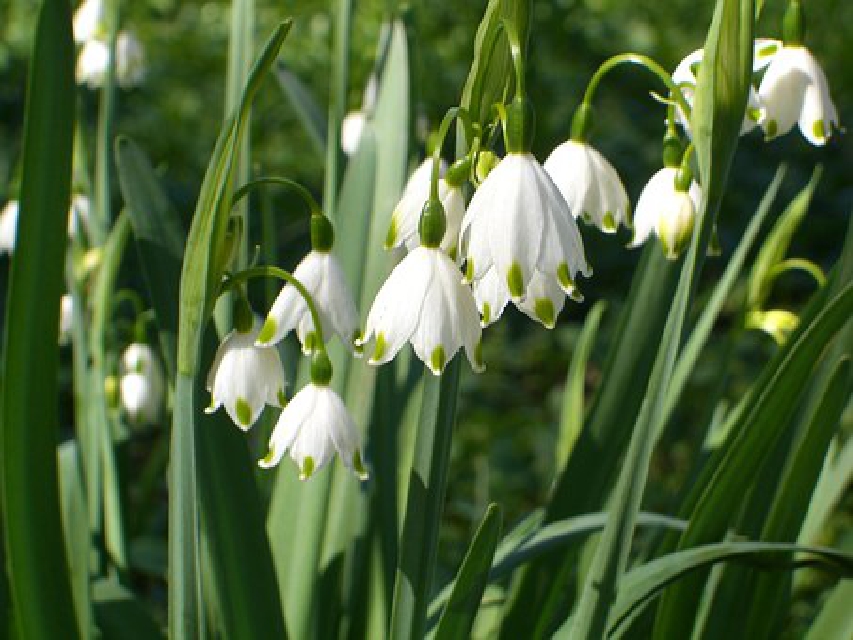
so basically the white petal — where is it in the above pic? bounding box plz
[321,388,364,475]
[410,251,463,375]
[517,271,567,329]
[0,201,18,254]
[261,384,318,469]
[361,247,432,364]
[630,168,677,248]
[386,158,446,250]
[472,267,511,328]
[440,185,466,258]
[759,52,810,139]
[798,78,838,146]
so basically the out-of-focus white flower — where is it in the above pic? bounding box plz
[256,250,359,354]
[116,31,145,88]
[59,294,74,345]
[757,40,839,145]
[0,201,19,255]
[341,111,366,156]
[120,343,165,424]
[259,382,367,481]
[76,38,109,88]
[359,246,484,375]
[73,0,104,44]
[629,167,701,260]
[672,47,765,135]
[386,158,465,258]
[76,31,145,89]
[460,153,591,327]
[68,194,91,239]
[206,323,286,430]
[544,140,629,233]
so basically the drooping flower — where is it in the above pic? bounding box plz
[120,343,165,424]
[757,40,839,145]
[460,153,591,327]
[358,245,484,375]
[206,322,286,430]
[0,201,18,255]
[73,0,104,44]
[671,47,766,135]
[341,111,367,156]
[544,140,629,233]
[629,167,701,260]
[115,31,145,88]
[258,381,367,481]
[257,250,359,354]
[76,38,109,88]
[385,158,467,258]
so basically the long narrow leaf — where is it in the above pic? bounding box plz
[0,0,80,637]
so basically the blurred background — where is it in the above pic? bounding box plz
[1,0,850,633]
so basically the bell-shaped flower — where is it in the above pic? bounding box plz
[341,111,367,156]
[256,250,359,354]
[73,0,104,44]
[672,47,765,135]
[0,201,18,255]
[757,41,839,145]
[115,31,145,88]
[544,140,629,233]
[460,153,591,327]
[258,382,367,481]
[206,322,286,430]
[629,167,701,260]
[120,343,166,424]
[385,158,465,257]
[358,246,484,375]
[76,38,109,88]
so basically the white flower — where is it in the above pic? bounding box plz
[341,111,366,156]
[206,323,286,430]
[629,167,701,259]
[59,294,74,345]
[460,153,591,327]
[258,382,367,481]
[358,246,483,375]
[116,31,145,88]
[73,0,104,44]
[385,156,465,253]
[256,250,359,354]
[68,194,91,239]
[672,47,765,135]
[544,140,629,233]
[385,159,464,257]
[76,38,109,88]
[0,201,18,255]
[757,42,839,145]
[120,343,165,424]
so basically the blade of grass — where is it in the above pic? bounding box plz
[804,580,853,640]
[0,0,80,636]
[390,357,462,640]
[275,65,327,156]
[93,578,165,640]
[58,442,92,639]
[434,504,503,640]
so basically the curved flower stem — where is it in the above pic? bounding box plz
[232,176,322,216]
[583,53,692,121]
[501,18,526,99]
[768,258,827,288]
[221,265,326,347]
[429,107,473,202]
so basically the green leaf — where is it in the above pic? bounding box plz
[115,136,185,379]
[653,283,853,636]
[0,0,80,637]
[743,357,851,640]
[170,22,291,640]
[435,504,504,640]
[607,541,853,637]
[93,578,165,640]
[275,65,327,157]
[804,581,853,640]
[747,166,822,310]
[58,442,92,639]
[390,357,463,640]
[555,302,606,472]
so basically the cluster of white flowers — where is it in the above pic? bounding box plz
[120,343,166,424]
[73,0,145,89]
[206,5,839,483]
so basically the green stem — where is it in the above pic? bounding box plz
[768,258,826,289]
[221,265,327,346]
[232,176,322,215]
[582,53,692,122]
[429,107,471,202]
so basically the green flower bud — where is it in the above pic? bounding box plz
[310,214,335,252]
[418,198,447,249]
[310,350,333,386]
[503,96,536,154]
